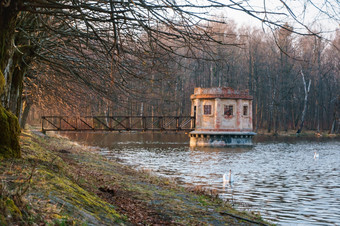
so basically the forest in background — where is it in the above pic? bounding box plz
[1,0,339,140]
[28,22,340,134]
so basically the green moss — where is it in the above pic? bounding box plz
[0,197,23,224]
[197,195,208,206]
[0,70,4,95]
[0,214,5,224]
[17,132,124,224]
[5,198,22,217]
[31,167,123,224]
[0,105,21,158]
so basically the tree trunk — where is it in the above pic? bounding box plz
[329,97,339,134]
[274,108,279,135]
[267,106,272,133]
[0,1,19,74]
[267,76,274,133]
[210,64,213,87]
[255,101,258,132]
[105,102,110,127]
[20,100,32,129]
[8,46,35,116]
[284,102,289,131]
[297,70,311,134]
[0,1,22,158]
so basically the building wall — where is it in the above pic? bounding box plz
[192,99,215,130]
[192,98,253,132]
[219,99,237,130]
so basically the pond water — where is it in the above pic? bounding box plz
[64,132,340,225]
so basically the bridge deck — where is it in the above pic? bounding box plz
[42,116,195,132]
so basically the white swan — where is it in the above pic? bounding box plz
[223,169,233,184]
[314,151,319,159]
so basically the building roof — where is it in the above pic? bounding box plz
[190,87,253,100]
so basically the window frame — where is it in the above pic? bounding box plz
[203,104,212,116]
[224,105,234,117]
[243,105,249,116]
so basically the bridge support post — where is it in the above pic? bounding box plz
[58,116,62,130]
[41,116,45,133]
[142,117,146,131]
[125,117,130,130]
[159,117,163,131]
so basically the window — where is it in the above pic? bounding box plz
[203,105,212,115]
[243,105,248,116]
[224,105,233,116]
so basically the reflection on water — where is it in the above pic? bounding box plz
[64,132,340,225]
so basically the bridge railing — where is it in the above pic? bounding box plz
[41,116,195,132]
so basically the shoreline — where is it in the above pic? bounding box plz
[0,129,272,225]
[255,129,339,137]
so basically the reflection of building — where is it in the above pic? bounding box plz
[189,87,256,147]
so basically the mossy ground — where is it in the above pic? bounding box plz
[0,105,21,159]
[1,130,272,225]
[1,131,124,225]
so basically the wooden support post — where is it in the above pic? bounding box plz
[143,117,147,131]
[126,116,130,130]
[176,117,179,131]
[159,117,163,131]
[41,116,45,134]
[59,116,62,130]
[107,116,111,130]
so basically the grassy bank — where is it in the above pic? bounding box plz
[255,129,339,137]
[1,130,272,225]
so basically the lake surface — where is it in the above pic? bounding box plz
[63,132,340,225]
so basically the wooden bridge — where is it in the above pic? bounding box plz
[41,116,195,133]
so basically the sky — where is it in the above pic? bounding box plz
[203,0,339,35]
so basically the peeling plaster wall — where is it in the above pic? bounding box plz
[191,88,253,132]
[199,99,215,130]
[219,99,237,130]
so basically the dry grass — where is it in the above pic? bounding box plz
[1,130,273,225]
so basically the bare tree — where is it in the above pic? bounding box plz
[296,70,311,134]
